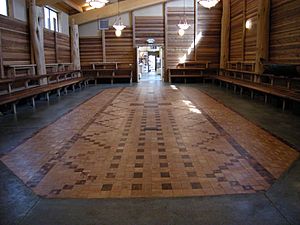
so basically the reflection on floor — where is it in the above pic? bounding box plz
[140,72,161,81]
[1,82,298,199]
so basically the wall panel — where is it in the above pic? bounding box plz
[167,7,194,69]
[79,37,103,67]
[197,2,222,67]
[269,0,300,64]
[134,16,164,46]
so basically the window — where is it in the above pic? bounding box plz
[44,6,58,32]
[0,0,8,16]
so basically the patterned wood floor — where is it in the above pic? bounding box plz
[1,84,298,198]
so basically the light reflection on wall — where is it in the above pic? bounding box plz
[178,31,203,63]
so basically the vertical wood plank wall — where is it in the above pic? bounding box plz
[197,3,222,67]
[269,0,300,64]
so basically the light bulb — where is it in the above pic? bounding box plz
[246,19,252,29]
[178,29,185,36]
[115,29,122,37]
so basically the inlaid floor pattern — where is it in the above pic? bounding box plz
[1,84,298,198]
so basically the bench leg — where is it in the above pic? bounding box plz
[64,87,68,94]
[12,103,17,114]
[57,89,61,97]
[46,92,50,101]
[240,87,243,96]
[264,94,268,104]
[95,79,97,85]
[226,83,229,89]
[234,85,236,93]
[282,99,286,111]
[219,81,222,87]
[8,83,12,93]
[31,97,36,108]
[111,79,114,85]
[251,91,254,99]
[72,84,75,92]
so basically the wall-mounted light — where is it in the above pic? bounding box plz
[246,19,252,30]
[178,29,185,37]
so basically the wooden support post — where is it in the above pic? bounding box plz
[132,12,136,48]
[102,30,106,62]
[71,23,81,70]
[255,0,270,78]
[220,0,230,70]
[163,2,168,82]
[28,0,46,77]
[194,0,198,61]
[241,0,246,61]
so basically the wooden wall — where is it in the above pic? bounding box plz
[79,37,103,68]
[166,7,195,69]
[269,0,300,64]
[0,15,31,67]
[229,0,258,62]
[105,28,135,66]
[197,3,222,67]
[134,16,164,46]
[0,15,71,78]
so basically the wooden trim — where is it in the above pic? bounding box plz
[102,30,106,62]
[220,0,230,69]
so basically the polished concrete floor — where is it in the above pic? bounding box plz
[0,81,300,225]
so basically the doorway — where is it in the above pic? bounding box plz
[137,46,164,81]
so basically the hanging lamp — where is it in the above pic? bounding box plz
[86,0,109,9]
[178,0,190,36]
[113,0,126,37]
[197,0,220,9]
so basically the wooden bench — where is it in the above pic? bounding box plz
[91,62,118,70]
[4,64,36,78]
[82,68,133,84]
[0,70,85,114]
[215,73,300,111]
[177,61,210,69]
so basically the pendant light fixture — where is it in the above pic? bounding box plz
[197,0,220,9]
[178,0,190,36]
[113,0,126,37]
[86,0,109,9]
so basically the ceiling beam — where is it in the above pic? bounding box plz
[36,0,83,13]
[70,0,170,25]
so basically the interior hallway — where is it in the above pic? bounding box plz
[1,81,300,224]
